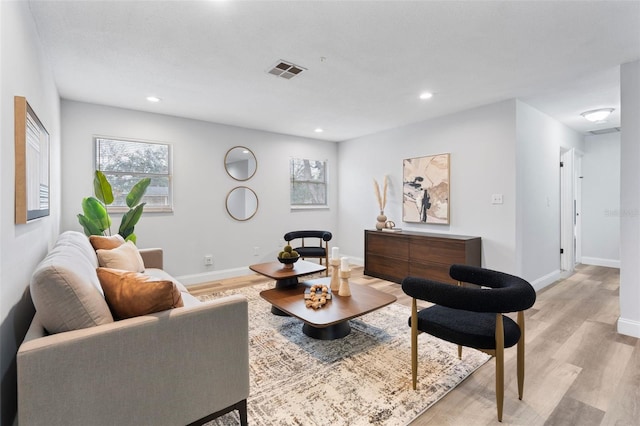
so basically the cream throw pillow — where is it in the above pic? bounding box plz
[96,241,145,272]
[97,267,184,320]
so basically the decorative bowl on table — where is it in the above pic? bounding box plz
[278,245,300,269]
[277,255,300,269]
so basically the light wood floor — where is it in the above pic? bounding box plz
[189,264,638,425]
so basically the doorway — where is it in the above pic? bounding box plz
[560,148,582,271]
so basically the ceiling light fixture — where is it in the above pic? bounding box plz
[580,108,614,123]
[314,128,324,133]
[146,96,161,103]
[419,92,433,100]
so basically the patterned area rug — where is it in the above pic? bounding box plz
[198,284,490,426]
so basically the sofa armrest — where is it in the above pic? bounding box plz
[18,295,249,426]
[139,247,163,269]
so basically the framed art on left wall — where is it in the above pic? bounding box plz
[15,96,50,223]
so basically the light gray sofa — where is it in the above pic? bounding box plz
[17,231,249,426]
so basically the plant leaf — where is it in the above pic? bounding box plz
[119,203,145,237]
[81,197,111,231]
[126,178,151,208]
[119,227,134,240]
[77,213,104,236]
[93,171,114,205]
[124,233,137,244]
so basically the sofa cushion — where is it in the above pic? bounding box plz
[30,231,114,334]
[96,241,145,272]
[180,291,201,308]
[145,268,189,293]
[89,234,125,250]
[97,268,184,320]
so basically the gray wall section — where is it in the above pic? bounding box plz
[1,2,61,425]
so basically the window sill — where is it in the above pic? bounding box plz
[290,205,330,211]
[107,206,174,214]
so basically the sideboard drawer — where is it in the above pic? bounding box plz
[409,262,453,284]
[364,230,481,284]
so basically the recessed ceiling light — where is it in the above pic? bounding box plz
[146,96,161,103]
[580,108,614,123]
[314,128,324,133]
[419,92,433,100]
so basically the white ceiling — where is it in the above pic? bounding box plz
[27,0,640,142]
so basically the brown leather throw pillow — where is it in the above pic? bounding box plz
[89,234,125,251]
[97,267,184,320]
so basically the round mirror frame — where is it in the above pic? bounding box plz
[224,146,257,181]
[225,186,259,221]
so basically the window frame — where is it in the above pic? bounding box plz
[94,135,173,213]
[289,157,329,210]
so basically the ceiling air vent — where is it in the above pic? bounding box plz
[589,127,621,135]
[267,60,306,80]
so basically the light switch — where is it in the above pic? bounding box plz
[491,194,504,205]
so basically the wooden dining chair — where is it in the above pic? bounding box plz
[283,230,332,276]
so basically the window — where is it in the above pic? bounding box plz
[95,137,172,212]
[290,158,327,207]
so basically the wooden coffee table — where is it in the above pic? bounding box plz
[250,260,326,315]
[249,260,326,289]
[259,277,397,340]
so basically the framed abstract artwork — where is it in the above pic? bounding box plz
[402,153,450,224]
[15,96,50,223]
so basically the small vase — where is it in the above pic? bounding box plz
[338,270,351,297]
[376,211,387,230]
[330,258,340,292]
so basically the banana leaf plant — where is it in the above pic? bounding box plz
[77,171,151,243]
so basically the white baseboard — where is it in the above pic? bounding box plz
[178,255,364,287]
[349,257,364,267]
[617,317,640,338]
[177,266,252,286]
[530,269,562,292]
[581,257,621,269]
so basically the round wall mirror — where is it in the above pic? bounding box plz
[224,146,257,181]
[226,186,258,221]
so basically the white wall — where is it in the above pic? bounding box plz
[619,59,640,338]
[581,132,620,267]
[0,2,61,424]
[515,101,584,287]
[338,100,518,274]
[60,101,338,283]
[338,99,583,289]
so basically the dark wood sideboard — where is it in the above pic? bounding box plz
[364,229,481,284]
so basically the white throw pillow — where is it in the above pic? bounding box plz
[96,241,145,272]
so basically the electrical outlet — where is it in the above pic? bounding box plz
[204,255,213,266]
[491,194,503,205]
[253,246,260,256]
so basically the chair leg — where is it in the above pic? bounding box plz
[495,313,505,422]
[517,311,525,400]
[324,251,329,276]
[411,298,419,390]
[457,345,463,359]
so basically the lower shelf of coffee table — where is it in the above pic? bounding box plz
[260,277,396,340]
